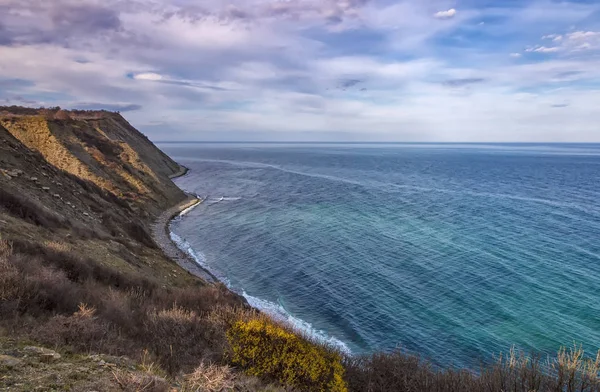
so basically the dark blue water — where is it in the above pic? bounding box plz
[159,143,600,368]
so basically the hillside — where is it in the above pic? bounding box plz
[0,107,184,216]
[0,107,263,391]
[1,107,599,392]
[0,108,194,288]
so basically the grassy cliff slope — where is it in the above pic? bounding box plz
[1,107,599,392]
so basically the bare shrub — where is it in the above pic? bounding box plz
[11,256,82,316]
[344,345,600,392]
[182,362,236,392]
[34,303,114,353]
[143,306,221,375]
[150,286,246,317]
[9,239,158,292]
[0,239,11,258]
[113,369,169,392]
[0,242,21,304]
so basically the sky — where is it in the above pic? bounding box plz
[1,0,600,141]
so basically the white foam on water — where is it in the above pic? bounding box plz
[242,291,352,355]
[168,197,352,355]
[178,198,202,217]
[169,229,232,286]
[170,231,208,269]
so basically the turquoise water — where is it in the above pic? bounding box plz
[160,143,600,368]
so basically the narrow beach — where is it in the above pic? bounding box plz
[151,166,218,283]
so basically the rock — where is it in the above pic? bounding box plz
[6,169,23,177]
[0,354,22,369]
[30,176,38,181]
[40,353,61,363]
[42,187,50,191]
[53,193,61,198]
[23,346,61,362]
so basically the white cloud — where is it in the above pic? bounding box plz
[433,9,457,19]
[566,31,600,40]
[574,43,593,51]
[133,72,163,81]
[526,46,560,53]
[526,30,600,55]
[542,34,561,40]
[2,0,600,141]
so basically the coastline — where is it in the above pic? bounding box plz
[168,164,189,179]
[155,164,352,354]
[151,165,218,284]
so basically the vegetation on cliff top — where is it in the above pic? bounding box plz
[1,107,599,391]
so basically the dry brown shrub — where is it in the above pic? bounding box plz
[143,306,224,375]
[9,239,158,292]
[112,369,169,392]
[150,286,245,317]
[182,362,236,392]
[0,239,11,258]
[145,307,204,373]
[44,240,71,253]
[0,244,21,303]
[34,303,113,353]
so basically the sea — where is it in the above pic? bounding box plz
[158,143,600,369]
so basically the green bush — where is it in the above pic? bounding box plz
[227,317,347,392]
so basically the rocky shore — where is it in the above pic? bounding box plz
[151,194,218,284]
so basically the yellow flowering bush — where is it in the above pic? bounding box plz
[226,317,347,392]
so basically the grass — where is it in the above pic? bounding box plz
[2,238,600,391]
[0,185,68,229]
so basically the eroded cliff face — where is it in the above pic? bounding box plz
[0,107,192,287]
[0,110,254,392]
[0,108,184,216]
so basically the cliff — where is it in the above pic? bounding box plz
[0,107,184,216]
[2,107,595,392]
[0,107,195,287]
[0,107,260,391]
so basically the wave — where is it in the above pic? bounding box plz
[242,291,352,355]
[209,196,242,202]
[168,230,227,282]
[178,198,203,217]
[178,157,600,216]
[168,224,351,355]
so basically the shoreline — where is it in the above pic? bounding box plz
[154,164,352,354]
[151,164,218,284]
[168,164,189,179]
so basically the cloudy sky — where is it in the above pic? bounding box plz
[1,0,600,141]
